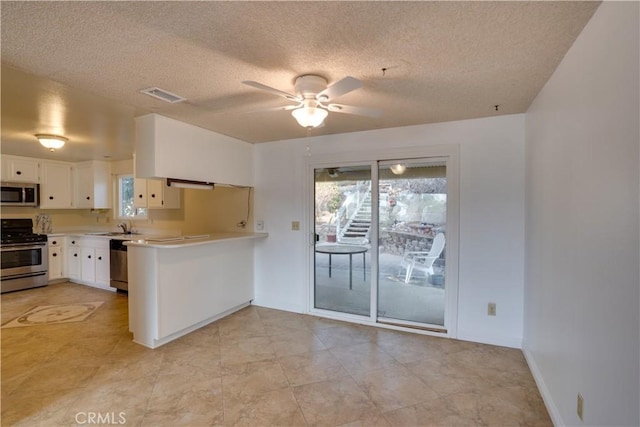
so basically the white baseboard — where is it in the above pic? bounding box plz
[456,330,522,349]
[251,297,305,314]
[523,347,562,427]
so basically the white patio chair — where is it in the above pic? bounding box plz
[400,233,445,284]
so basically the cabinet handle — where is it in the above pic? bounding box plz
[74,253,78,257]
[86,196,90,200]
[16,170,22,175]
[138,194,143,198]
[151,193,156,198]
[71,240,76,244]
[52,253,57,257]
[88,255,92,259]
[52,241,57,245]
[49,196,54,200]
[98,256,102,260]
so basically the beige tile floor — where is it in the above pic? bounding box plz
[1,282,551,426]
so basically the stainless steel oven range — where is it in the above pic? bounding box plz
[1,218,48,293]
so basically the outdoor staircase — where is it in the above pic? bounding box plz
[338,193,372,244]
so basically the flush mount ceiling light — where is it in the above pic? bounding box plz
[291,100,328,128]
[35,134,67,151]
[390,163,407,175]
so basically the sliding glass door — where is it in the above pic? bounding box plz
[310,154,456,333]
[377,159,448,329]
[313,165,372,316]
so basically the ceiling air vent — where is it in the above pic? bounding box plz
[139,87,186,103]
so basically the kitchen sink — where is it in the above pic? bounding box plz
[85,232,141,236]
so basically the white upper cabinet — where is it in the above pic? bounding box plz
[147,178,180,209]
[74,161,111,209]
[40,161,73,209]
[133,177,148,209]
[135,114,253,187]
[133,178,180,209]
[1,155,39,183]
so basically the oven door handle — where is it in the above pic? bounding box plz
[1,244,47,251]
[1,271,47,280]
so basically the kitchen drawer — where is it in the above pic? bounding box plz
[48,237,63,247]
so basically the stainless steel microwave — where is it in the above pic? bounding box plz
[1,183,39,207]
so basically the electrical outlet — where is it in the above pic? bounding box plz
[256,220,264,231]
[291,221,300,231]
[577,393,584,421]
[488,302,496,316]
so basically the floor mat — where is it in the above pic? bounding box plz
[2,302,104,328]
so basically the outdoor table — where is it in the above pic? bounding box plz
[315,244,369,290]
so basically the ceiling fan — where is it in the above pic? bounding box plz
[242,75,381,128]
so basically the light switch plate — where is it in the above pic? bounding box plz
[291,221,300,231]
[256,220,264,231]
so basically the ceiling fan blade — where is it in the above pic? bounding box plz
[316,76,362,101]
[244,103,301,114]
[327,103,382,118]
[242,81,301,102]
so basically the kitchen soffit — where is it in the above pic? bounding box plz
[0,1,600,161]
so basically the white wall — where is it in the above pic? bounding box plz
[254,114,526,348]
[524,3,639,426]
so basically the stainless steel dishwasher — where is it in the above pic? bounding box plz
[109,239,128,292]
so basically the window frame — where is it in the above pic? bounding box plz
[116,174,148,220]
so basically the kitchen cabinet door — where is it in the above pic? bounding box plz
[48,237,65,281]
[48,246,64,281]
[95,248,110,287]
[147,179,180,209]
[0,156,8,181]
[40,161,73,208]
[80,248,96,283]
[6,157,39,183]
[133,178,148,208]
[74,161,111,209]
[67,246,81,280]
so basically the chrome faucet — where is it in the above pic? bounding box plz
[117,222,131,234]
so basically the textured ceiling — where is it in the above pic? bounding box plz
[1,1,599,161]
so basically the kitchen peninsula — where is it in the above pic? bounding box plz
[125,232,267,348]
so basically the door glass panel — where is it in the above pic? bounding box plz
[378,160,447,326]
[314,166,371,316]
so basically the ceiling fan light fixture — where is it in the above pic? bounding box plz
[35,134,67,151]
[292,106,328,128]
[390,163,407,175]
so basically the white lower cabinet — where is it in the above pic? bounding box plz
[66,238,81,280]
[64,236,113,291]
[81,248,97,284]
[48,236,65,282]
[95,248,110,287]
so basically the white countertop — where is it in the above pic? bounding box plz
[47,231,152,240]
[45,230,267,244]
[124,232,268,248]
